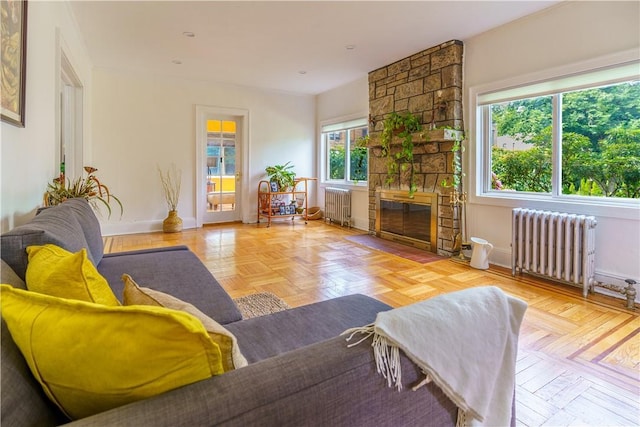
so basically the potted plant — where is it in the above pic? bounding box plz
[265,162,296,191]
[44,166,123,218]
[158,164,182,232]
[379,111,423,196]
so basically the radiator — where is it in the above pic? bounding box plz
[324,187,351,227]
[512,208,597,297]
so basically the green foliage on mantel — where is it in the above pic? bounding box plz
[373,113,464,197]
[368,128,463,147]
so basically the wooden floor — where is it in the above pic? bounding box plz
[104,221,640,427]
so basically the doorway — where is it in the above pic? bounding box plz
[196,106,247,225]
[58,50,83,180]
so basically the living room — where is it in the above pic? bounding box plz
[0,1,639,425]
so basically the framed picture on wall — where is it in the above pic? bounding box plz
[0,0,28,127]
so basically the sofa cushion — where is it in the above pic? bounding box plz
[0,259,26,290]
[61,198,105,265]
[98,247,243,324]
[26,244,120,306]
[1,261,68,426]
[0,285,224,420]
[0,203,91,280]
[225,293,392,363]
[122,274,248,371]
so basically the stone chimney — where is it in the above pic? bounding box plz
[367,40,464,256]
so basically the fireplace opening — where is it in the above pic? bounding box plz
[375,190,438,252]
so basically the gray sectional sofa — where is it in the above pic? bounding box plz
[1,199,459,426]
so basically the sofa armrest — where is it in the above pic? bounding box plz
[64,335,457,427]
[101,245,190,258]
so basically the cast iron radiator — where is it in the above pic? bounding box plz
[324,187,351,227]
[512,208,597,297]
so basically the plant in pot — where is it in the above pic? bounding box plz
[158,164,182,233]
[379,112,423,196]
[265,162,296,191]
[44,166,123,218]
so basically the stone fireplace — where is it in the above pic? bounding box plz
[368,40,464,256]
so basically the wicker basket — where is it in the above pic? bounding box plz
[306,206,322,220]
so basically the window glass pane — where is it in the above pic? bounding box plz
[561,81,640,198]
[490,95,553,193]
[207,120,221,132]
[207,138,221,176]
[328,130,346,180]
[323,118,368,184]
[349,126,368,181]
[223,139,235,176]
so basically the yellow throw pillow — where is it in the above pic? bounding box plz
[25,244,120,306]
[0,285,223,420]
[122,274,248,371]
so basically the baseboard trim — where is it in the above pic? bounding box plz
[490,248,638,303]
[100,217,197,236]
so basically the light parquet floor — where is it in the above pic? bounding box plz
[104,221,640,427]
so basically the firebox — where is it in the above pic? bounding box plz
[375,189,438,252]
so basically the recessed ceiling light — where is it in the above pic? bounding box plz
[298,70,307,75]
[183,32,195,38]
[172,60,182,65]
[345,45,356,50]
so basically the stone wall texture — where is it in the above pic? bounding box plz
[368,40,464,256]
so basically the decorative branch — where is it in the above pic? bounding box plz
[158,164,182,211]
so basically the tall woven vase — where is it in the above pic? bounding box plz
[163,210,183,233]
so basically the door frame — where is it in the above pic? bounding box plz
[56,30,84,181]
[195,105,250,227]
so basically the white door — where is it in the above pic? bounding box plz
[196,107,246,225]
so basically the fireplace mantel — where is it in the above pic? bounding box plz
[367,128,463,148]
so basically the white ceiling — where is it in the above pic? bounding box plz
[69,1,560,95]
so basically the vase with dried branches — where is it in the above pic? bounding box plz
[158,164,182,233]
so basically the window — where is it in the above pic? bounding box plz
[322,118,368,184]
[477,61,640,201]
[206,120,236,177]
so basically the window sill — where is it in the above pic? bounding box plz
[320,182,368,192]
[469,191,640,221]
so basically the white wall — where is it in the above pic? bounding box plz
[0,1,92,231]
[92,68,315,235]
[463,1,640,293]
[315,76,369,230]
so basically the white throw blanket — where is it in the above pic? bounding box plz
[343,286,527,427]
